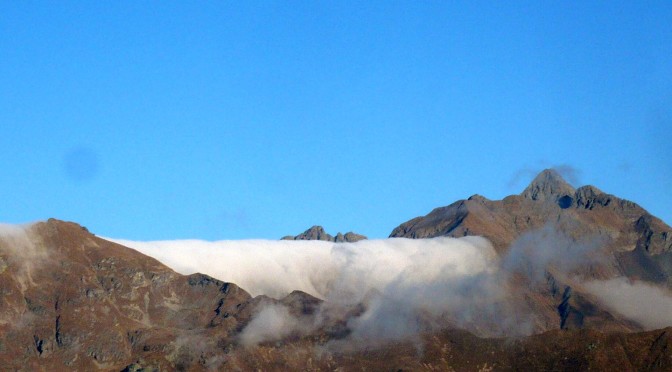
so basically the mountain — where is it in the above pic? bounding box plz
[390,169,672,283]
[0,219,252,370]
[0,220,335,370]
[390,169,672,332]
[1,170,672,370]
[281,225,367,242]
[0,218,670,371]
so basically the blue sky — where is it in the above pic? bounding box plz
[1,1,670,240]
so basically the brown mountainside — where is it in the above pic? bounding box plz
[390,169,672,333]
[0,170,671,370]
[0,217,670,372]
[0,220,254,370]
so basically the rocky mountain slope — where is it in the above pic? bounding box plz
[0,220,252,370]
[390,169,672,333]
[391,169,671,268]
[0,217,670,371]
[1,170,671,370]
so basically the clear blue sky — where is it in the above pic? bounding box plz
[1,2,670,240]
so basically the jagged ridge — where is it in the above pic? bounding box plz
[281,225,367,242]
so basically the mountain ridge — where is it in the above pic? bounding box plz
[390,168,671,259]
[281,225,367,242]
[388,169,672,336]
[1,170,672,370]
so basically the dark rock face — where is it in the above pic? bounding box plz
[281,225,367,242]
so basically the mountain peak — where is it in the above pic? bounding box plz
[281,225,367,242]
[521,169,575,202]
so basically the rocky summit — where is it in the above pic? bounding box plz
[281,225,367,242]
[391,169,672,281]
[1,170,671,371]
[390,169,672,335]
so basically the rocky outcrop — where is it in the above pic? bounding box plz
[335,232,367,242]
[521,168,576,203]
[282,225,367,242]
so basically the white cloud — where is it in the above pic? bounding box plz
[238,303,302,346]
[108,236,498,302]
[101,231,672,343]
[108,235,513,341]
[583,278,672,330]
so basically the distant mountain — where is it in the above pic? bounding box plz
[281,225,367,242]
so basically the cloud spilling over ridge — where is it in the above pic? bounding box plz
[109,236,498,302]
[109,236,519,342]
[4,222,672,350]
[0,223,50,293]
[98,232,672,344]
[0,223,35,255]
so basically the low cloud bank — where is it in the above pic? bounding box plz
[109,236,498,302]
[110,236,515,343]
[3,222,671,348]
[98,231,672,345]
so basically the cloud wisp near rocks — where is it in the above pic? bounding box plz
[583,278,672,330]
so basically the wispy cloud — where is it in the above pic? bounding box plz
[508,163,582,188]
[583,278,672,330]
